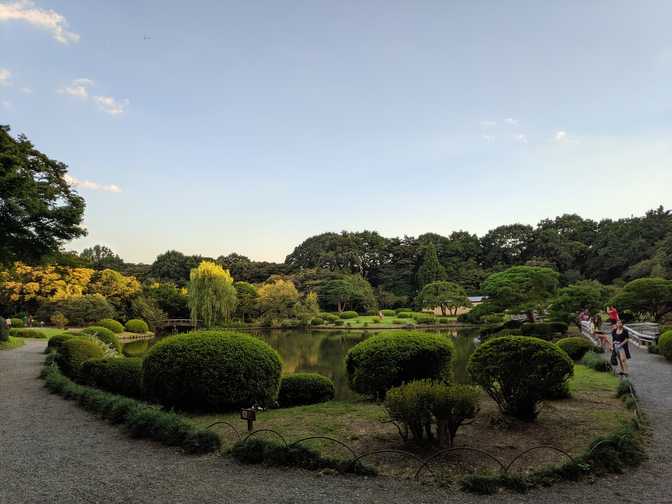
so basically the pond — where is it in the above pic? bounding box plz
[122,327,480,400]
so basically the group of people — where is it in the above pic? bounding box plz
[581,305,631,376]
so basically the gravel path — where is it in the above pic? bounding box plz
[1,340,670,504]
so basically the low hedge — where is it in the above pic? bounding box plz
[142,330,282,411]
[81,357,143,398]
[658,330,672,361]
[339,311,359,320]
[96,319,124,334]
[10,318,25,328]
[9,328,48,339]
[277,373,335,407]
[380,309,396,317]
[56,338,106,381]
[322,313,339,322]
[397,312,412,319]
[46,333,79,353]
[125,319,150,333]
[346,331,453,399]
[81,326,122,352]
[42,364,219,454]
[556,337,594,361]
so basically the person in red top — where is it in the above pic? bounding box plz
[607,306,620,325]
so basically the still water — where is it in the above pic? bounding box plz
[122,328,480,400]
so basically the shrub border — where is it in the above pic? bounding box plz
[41,362,220,454]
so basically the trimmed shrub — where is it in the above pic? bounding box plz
[81,326,122,352]
[10,318,24,328]
[81,357,143,398]
[381,309,396,317]
[395,308,413,314]
[520,323,557,340]
[658,330,672,361]
[468,336,573,421]
[9,328,48,339]
[397,312,412,319]
[557,337,594,361]
[334,320,345,326]
[97,319,124,334]
[346,331,453,399]
[125,319,150,333]
[322,313,339,323]
[310,318,324,326]
[385,380,479,446]
[392,319,404,325]
[580,351,611,372]
[277,373,335,407]
[142,330,282,411]
[57,338,105,381]
[46,333,78,353]
[339,311,358,320]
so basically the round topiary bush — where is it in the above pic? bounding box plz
[57,338,106,381]
[46,333,78,353]
[96,319,124,334]
[556,337,594,361]
[520,323,556,340]
[322,313,339,323]
[277,373,335,407]
[468,336,573,421]
[81,357,143,398]
[125,319,149,333]
[311,318,324,326]
[10,318,24,328]
[345,331,453,399]
[397,312,412,319]
[142,330,283,411]
[658,330,672,361]
[81,326,121,352]
[381,309,396,317]
[339,311,358,320]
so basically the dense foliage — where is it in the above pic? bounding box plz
[658,330,672,361]
[345,331,453,399]
[46,333,78,353]
[34,294,116,326]
[609,277,672,321]
[142,330,282,411]
[124,319,149,333]
[56,338,106,381]
[81,357,143,398]
[556,337,594,361]
[81,326,122,352]
[468,336,574,421]
[277,373,335,407]
[188,261,237,327]
[417,281,470,316]
[96,318,124,334]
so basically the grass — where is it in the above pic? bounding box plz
[323,314,458,329]
[0,336,25,350]
[569,364,619,393]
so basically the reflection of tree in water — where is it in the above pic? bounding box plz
[450,328,479,384]
[251,330,324,374]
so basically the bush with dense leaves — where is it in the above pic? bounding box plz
[81,326,122,352]
[346,331,453,399]
[339,311,358,319]
[143,330,282,411]
[658,330,672,361]
[468,336,573,421]
[57,338,106,381]
[397,312,412,319]
[277,373,335,407]
[556,337,594,361]
[46,333,78,353]
[125,319,149,333]
[380,309,396,317]
[334,320,345,326]
[36,294,115,326]
[321,313,339,323]
[385,380,479,446]
[580,351,612,372]
[96,319,124,334]
[10,318,24,328]
[457,303,502,324]
[550,322,569,334]
[81,357,143,398]
[520,323,559,340]
[310,318,324,326]
[50,312,68,329]
[9,328,48,339]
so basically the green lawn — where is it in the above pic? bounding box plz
[327,313,457,328]
[0,336,26,350]
[569,363,619,393]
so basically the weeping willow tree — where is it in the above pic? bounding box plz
[188,261,237,327]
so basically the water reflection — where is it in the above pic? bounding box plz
[122,328,480,400]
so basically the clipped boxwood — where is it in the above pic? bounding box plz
[556,337,594,361]
[321,313,339,323]
[57,338,106,381]
[82,326,122,352]
[311,318,324,326]
[277,373,335,407]
[345,331,453,399]
[658,330,672,361]
[10,318,24,328]
[96,319,124,334]
[397,312,412,319]
[339,311,358,320]
[81,357,143,398]
[468,336,573,421]
[9,328,48,339]
[520,323,557,340]
[380,309,396,317]
[46,333,79,353]
[125,319,149,333]
[143,330,282,411]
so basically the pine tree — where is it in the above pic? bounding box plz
[416,243,447,289]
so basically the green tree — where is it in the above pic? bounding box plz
[150,250,201,285]
[550,280,612,318]
[417,281,471,316]
[482,266,560,321]
[233,281,258,322]
[318,279,357,312]
[188,261,237,327]
[416,243,446,289]
[256,279,300,323]
[0,125,86,264]
[79,245,124,271]
[610,277,672,321]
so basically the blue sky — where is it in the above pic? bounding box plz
[1,1,671,263]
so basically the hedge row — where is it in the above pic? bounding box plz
[9,328,49,339]
[81,357,143,398]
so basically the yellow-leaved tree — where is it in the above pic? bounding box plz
[188,261,237,327]
[256,279,300,324]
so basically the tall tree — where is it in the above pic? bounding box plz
[187,261,237,327]
[80,245,124,270]
[417,281,471,316]
[416,243,446,289]
[150,250,200,285]
[0,125,86,264]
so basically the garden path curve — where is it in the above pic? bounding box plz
[1,340,670,504]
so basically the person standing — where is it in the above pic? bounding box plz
[607,306,620,325]
[611,320,631,376]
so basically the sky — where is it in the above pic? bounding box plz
[1,0,671,264]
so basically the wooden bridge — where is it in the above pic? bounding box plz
[580,320,660,348]
[154,318,200,336]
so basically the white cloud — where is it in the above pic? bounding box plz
[514,133,528,144]
[64,174,122,193]
[58,78,94,99]
[0,0,79,44]
[555,130,568,142]
[505,118,519,126]
[93,95,129,115]
[480,120,496,128]
[0,67,11,85]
